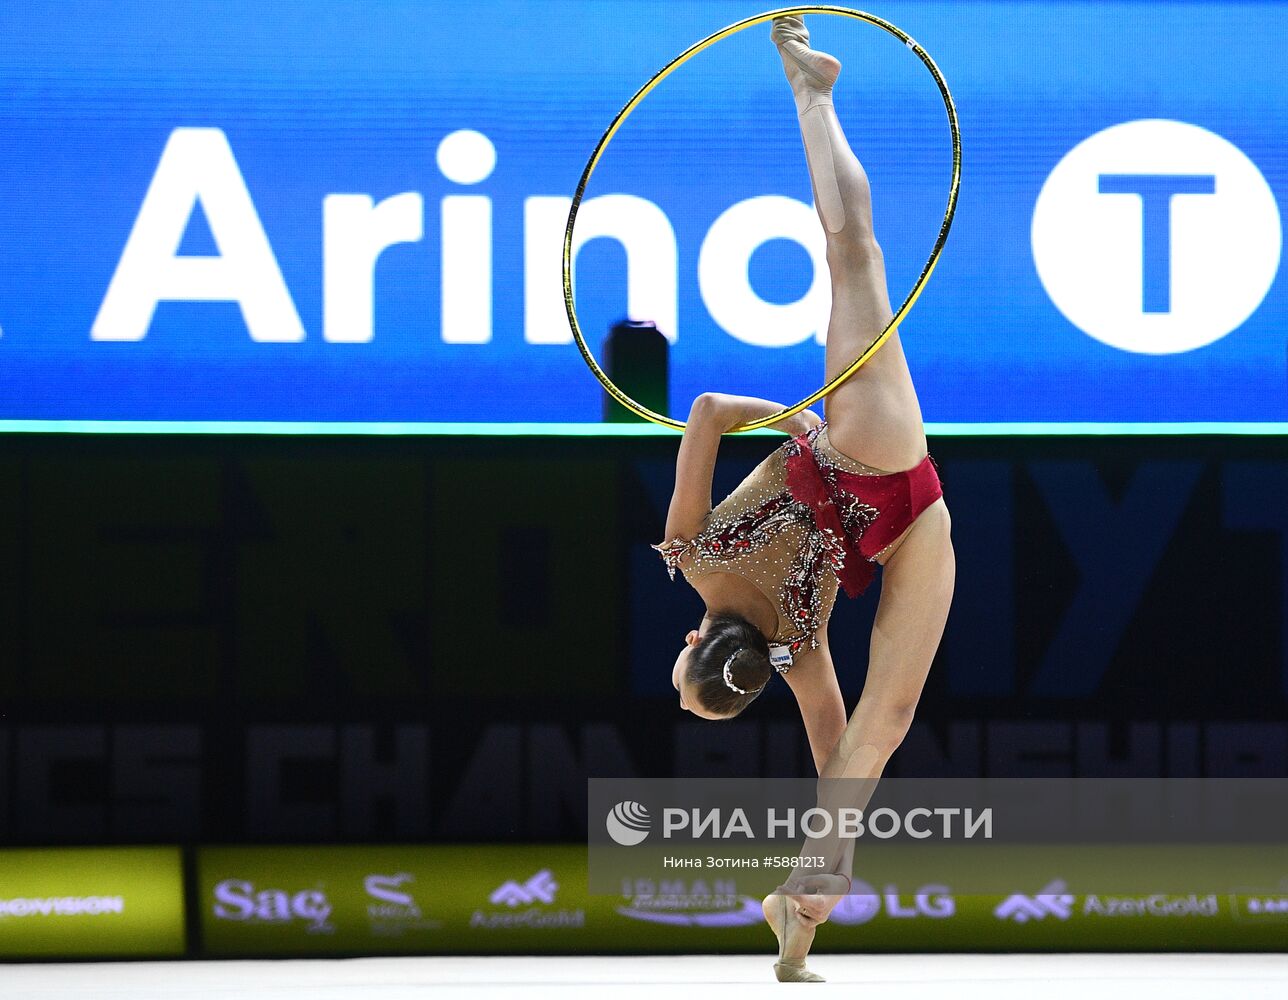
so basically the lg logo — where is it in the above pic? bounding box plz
[1032,119,1281,354]
[826,880,955,926]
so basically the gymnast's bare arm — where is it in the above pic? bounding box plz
[662,393,821,542]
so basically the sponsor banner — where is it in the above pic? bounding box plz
[199,845,585,955]
[0,846,185,958]
[197,843,1288,955]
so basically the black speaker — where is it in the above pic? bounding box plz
[602,318,669,422]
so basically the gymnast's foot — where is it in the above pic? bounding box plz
[771,15,841,113]
[762,892,825,983]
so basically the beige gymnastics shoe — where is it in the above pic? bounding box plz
[771,15,841,97]
[762,892,826,983]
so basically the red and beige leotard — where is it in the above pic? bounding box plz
[653,422,943,671]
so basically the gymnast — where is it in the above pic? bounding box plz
[652,16,955,982]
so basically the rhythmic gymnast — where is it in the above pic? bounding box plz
[651,16,955,983]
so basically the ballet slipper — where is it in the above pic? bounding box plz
[770,15,841,96]
[769,14,848,232]
[762,893,826,983]
[774,958,826,984]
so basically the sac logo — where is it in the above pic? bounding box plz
[211,878,334,934]
[1032,119,1281,354]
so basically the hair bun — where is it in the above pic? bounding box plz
[724,648,771,695]
[687,612,775,716]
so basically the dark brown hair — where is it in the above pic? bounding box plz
[686,612,773,717]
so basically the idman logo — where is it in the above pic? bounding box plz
[615,877,761,928]
[1032,119,1280,354]
[606,800,652,846]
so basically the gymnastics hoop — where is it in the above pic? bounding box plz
[563,5,961,432]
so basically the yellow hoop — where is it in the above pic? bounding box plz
[563,4,961,432]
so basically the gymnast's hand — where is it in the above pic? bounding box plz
[783,407,823,438]
[776,873,850,928]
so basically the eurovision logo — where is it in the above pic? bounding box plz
[0,896,126,918]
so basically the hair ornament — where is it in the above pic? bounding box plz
[722,649,766,696]
[721,650,748,694]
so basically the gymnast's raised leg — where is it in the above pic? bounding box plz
[771,16,928,473]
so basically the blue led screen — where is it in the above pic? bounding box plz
[0,1,1283,426]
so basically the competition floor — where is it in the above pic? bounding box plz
[9,954,1288,999]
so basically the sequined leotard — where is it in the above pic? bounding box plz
[653,422,943,671]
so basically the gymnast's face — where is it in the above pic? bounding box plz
[672,628,726,721]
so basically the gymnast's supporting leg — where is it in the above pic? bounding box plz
[772,15,926,473]
[792,508,954,892]
[761,18,953,982]
[763,507,953,978]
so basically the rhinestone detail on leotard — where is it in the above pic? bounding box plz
[652,426,883,664]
